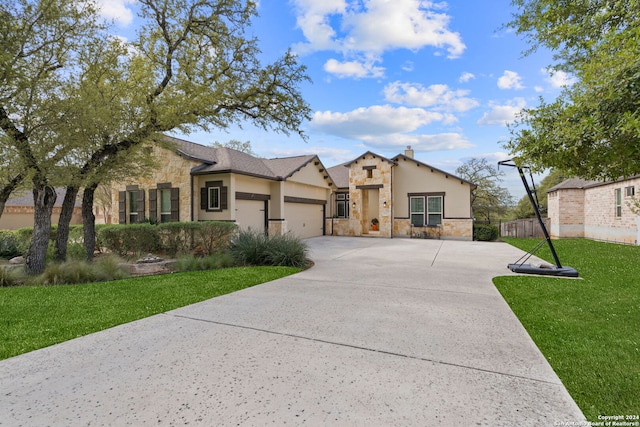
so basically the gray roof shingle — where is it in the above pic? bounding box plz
[165,136,326,181]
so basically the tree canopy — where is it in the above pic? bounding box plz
[455,158,513,224]
[505,0,640,180]
[511,169,567,219]
[0,0,312,273]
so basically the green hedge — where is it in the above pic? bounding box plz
[97,221,238,257]
[473,224,499,241]
[0,231,20,258]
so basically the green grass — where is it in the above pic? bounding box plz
[0,266,300,361]
[494,238,640,421]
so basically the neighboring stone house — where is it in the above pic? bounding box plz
[0,188,83,230]
[547,176,640,245]
[114,136,334,238]
[326,148,476,240]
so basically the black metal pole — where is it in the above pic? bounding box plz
[517,166,563,268]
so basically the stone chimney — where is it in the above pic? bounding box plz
[404,145,414,158]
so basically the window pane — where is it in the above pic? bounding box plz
[337,193,345,200]
[428,214,442,226]
[411,213,424,227]
[337,201,345,217]
[427,196,442,213]
[129,191,137,212]
[160,190,171,213]
[410,197,424,213]
[209,187,220,210]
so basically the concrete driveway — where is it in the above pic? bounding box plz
[0,237,585,426]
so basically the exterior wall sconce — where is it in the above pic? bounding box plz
[352,202,356,209]
[383,201,387,208]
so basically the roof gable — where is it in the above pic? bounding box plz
[392,154,476,188]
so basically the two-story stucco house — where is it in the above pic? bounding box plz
[547,176,640,245]
[114,138,476,240]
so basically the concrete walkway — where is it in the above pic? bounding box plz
[0,237,585,426]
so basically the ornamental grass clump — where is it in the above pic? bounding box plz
[229,229,309,268]
[175,253,236,272]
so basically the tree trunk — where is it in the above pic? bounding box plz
[54,185,79,262]
[25,184,57,275]
[82,183,98,262]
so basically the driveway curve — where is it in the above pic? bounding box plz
[0,237,585,426]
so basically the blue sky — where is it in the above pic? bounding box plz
[98,0,573,200]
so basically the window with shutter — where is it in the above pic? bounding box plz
[201,181,227,212]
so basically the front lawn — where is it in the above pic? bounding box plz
[494,238,640,421]
[0,266,300,360]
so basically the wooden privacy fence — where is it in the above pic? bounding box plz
[500,218,550,239]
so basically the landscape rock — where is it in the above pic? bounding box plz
[9,256,24,265]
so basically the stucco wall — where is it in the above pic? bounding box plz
[0,207,82,230]
[392,157,472,219]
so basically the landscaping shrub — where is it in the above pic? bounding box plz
[0,267,24,287]
[13,227,33,255]
[174,253,236,272]
[229,229,270,265]
[473,224,499,241]
[66,243,88,261]
[264,233,309,268]
[36,257,129,286]
[99,222,238,258]
[0,231,20,258]
[194,221,237,255]
[157,222,199,256]
[92,255,130,282]
[229,230,309,268]
[98,224,161,257]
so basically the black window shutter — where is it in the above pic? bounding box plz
[200,187,208,210]
[149,189,157,221]
[220,186,228,210]
[170,187,180,221]
[118,191,126,224]
[136,190,145,222]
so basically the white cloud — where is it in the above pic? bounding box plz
[459,72,475,83]
[361,132,473,152]
[311,105,453,138]
[402,61,415,72]
[477,98,526,126]
[497,70,524,90]
[266,146,355,165]
[383,81,479,112]
[292,0,346,52]
[543,68,577,88]
[95,0,136,27]
[292,0,465,59]
[324,58,385,79]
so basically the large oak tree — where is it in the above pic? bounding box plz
[1,0,312,273]
[505,0,640,180]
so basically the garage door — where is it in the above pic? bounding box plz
[236,199,266,233]
[285,202,324,238]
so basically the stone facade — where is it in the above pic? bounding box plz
[549,177,640,245]
[347,153,393,237]
[326,151,474,240]
[548,189,585,238]
[114,146,199,224]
